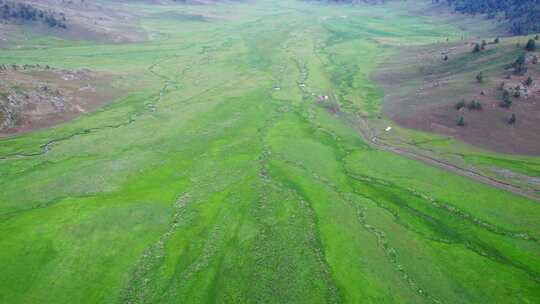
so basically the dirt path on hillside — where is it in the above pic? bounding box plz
[353,115,540,202]
[291,55,540,202]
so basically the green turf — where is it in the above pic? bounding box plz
[1,0,539,303]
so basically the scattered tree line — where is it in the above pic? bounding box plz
[455,99,482,111]
[0,0,67,29]
[453,46,537,127]
[308,0,389,4]
[456,113,516,126]
[433,0,540,35]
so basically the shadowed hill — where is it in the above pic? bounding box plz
[0,0,67,29]
[0,0,227,45]
[435,0,540,34]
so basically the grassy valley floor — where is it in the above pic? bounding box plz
[1,0,539,303]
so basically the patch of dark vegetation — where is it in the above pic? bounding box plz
[508,53,527,75]
[0,0,67,29]
[508,113,516,125]
[526,38,537,52]
[434,0,540,35]
[456,115,465,126]
[467,100,482,110]
[152,11,207,22]
[309,0,389,4]
[501,89,512,108]
[348,173,540,283]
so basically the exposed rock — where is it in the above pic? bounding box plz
[0,67,121,136]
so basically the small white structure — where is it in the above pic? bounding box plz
[385,126,392,132]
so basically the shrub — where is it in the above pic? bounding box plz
[514,85,522,97]
[526,39,536,51]
[508,113,516,125]
[455,100,466,110]
[476,71,484,83]
[457,116,465,126]
[501,90,512,108]
[467,100,482,110]
[513,53,527,74]
[526,76,533,87]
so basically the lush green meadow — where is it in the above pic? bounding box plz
[1,0,539,303]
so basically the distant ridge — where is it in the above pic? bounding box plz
[435,0,540,34]
[0,0,67,29]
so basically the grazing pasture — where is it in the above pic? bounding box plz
[0,0,539,303]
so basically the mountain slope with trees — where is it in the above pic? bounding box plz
[436,0,540,34]
[0,0,67,29]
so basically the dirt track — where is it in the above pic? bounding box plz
[353,115,540,202]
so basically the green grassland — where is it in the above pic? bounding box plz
[1,0,539,303]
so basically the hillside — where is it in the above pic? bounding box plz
[0,0,146,45]
[0,64,121,136]
[376,35,540,154]
[0,0,67,29]
[0,0,228,46]
[437,0,540,34]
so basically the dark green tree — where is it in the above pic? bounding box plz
[441,1,540,35]
[526,39,536,51]
[508,113,516,125]
[513,53,527,74]
[455,100,465,110]
[526,76,533,87]
[502,90,512,108]
[467,100,482,110]
[476,71,484,83]
[514,85,522,97]
[457,116,465,126]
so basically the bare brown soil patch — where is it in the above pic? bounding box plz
[375,39,540,155]
[0,65,123,137]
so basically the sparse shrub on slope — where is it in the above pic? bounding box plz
[508,113,517,124]
[0,0,67,29]
[433,0,540,35]
[309,0,389,4]
[526,38,536,52]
